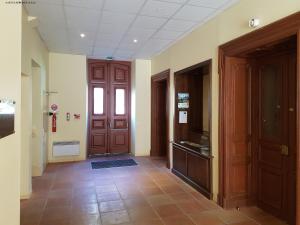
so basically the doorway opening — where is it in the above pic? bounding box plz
[219,13,300,225]
[151,69,170,168]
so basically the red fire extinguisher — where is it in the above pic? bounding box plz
[51,104,58,133]
[52,113,57,132]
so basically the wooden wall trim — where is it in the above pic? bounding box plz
[219,12,300,56]
[296,29,300,225]
[218,12,300,224]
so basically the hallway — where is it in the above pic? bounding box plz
[21,156,287,225]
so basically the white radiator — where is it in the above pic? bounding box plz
[53,141,80,157]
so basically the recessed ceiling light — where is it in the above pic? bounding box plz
[80,33,85,38]
[133,39,138,43]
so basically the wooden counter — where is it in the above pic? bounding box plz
[172,142,212,199]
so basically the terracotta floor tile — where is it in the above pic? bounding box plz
[177,200,207,214]
[128,206,159,221]
[100,200,126,213]
[140,186,164,196]
[168,192,195,203]
[189,212,225,225]
[21,198,47,210]
[146,194,174,206]
[20,156,289,225]
[123,198,150,209]
[162,215,196,225]
[46,197,72,208]
[207,209,251,224]
[231,221,260,225]
[70,214,102,225]
[39,218,70,225]
[42,206,72,221]
[101,210,130,225]
[131,219,164,225]
[73,194,98,206]
[72,203,99,215]
[98,192,121,202]
[154,203,184,218]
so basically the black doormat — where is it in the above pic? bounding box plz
[91,159,138,169]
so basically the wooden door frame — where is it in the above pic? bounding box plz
[151,69,170,168]
[218,12,300,224]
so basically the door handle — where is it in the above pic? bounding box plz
[281,145,289,156]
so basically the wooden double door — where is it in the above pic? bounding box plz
[221,49,296,223]
[88,60,131,155]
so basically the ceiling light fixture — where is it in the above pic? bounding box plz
[133,39,138,43]
[80,33,86,38]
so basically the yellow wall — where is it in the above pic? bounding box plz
[0,3,22,225]
[21,7,49,198]
[48,53,87,162]
[151,0,300,201]
[131,60,152,156]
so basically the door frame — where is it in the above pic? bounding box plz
[151,69,170,168]
[218,12,300,224]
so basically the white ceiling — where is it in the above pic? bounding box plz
[26,0,239,60]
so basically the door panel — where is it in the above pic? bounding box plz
[89,83,108,154]
[89,61,108,83]
[173,146,187,176]
[88,60,130,155]
[223,57,252,207]
[110,84,130,153]
[257,53,296,221]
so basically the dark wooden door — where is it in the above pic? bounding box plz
[257,53,296,222]
[88,61,109,154]
[88,60,130,155]
[221,57,252,208]
[109,63,130,154]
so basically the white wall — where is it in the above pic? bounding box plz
[31,65,45,176]
[21,7,49,198]
[131,60,152,156]
[21,73,32,199]
[0,3,22,225]
[151,0,300,201]
[48,53,87,162]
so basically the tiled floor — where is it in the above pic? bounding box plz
[21,156,288,225]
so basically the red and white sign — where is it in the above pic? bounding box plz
[51,104,58,112]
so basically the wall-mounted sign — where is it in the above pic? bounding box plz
[178,93,189,109]
[51,104,58,112]
[179,111,188,124]
[0,99,16,139]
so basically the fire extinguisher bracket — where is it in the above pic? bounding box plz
[49,112,59,116]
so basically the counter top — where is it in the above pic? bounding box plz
[172,142,213,159]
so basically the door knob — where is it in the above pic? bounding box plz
[281,145,289,156]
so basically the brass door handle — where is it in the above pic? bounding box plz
[281,145,289,156]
